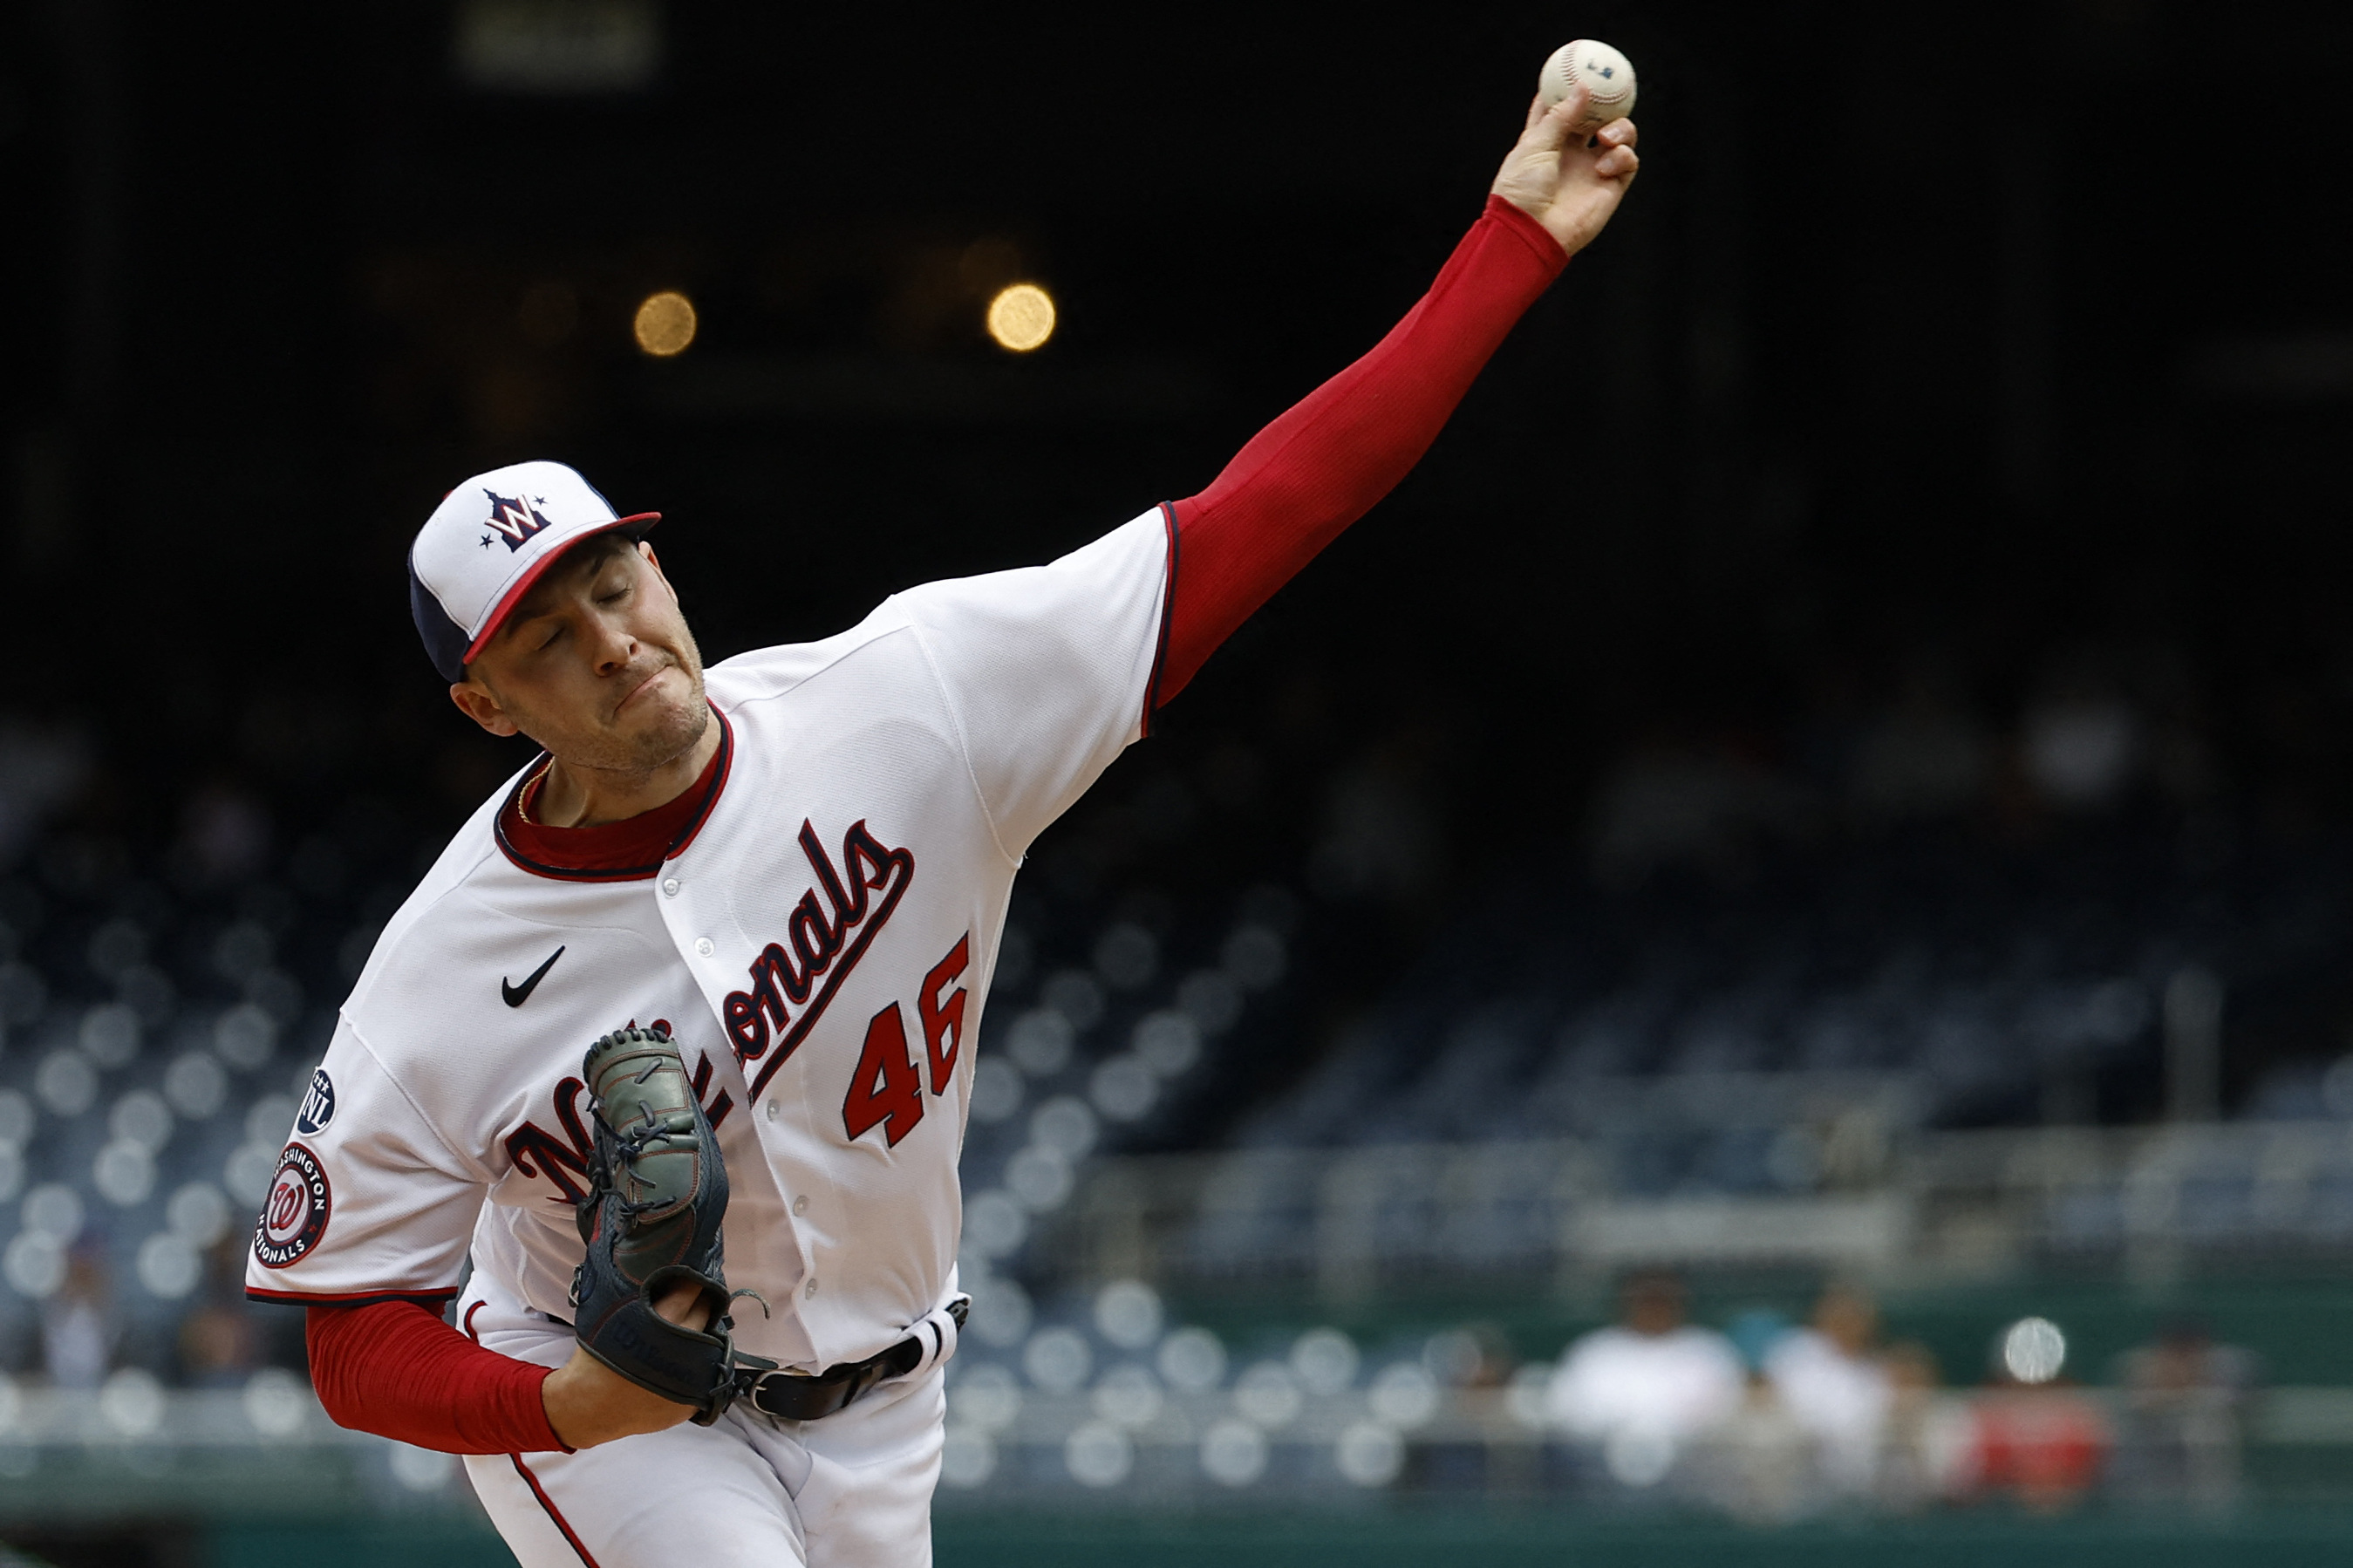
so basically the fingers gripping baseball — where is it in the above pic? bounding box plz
[1491,86,1640,258]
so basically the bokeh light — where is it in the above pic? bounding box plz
[2001,1316,2067,1384]
[986,283,1056,352]
[632,290,697,357]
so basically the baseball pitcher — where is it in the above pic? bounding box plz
[247,85,1637,1567]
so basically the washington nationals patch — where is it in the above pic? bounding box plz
[254,1143,332,1269]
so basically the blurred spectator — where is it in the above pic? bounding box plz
[2111,1318,2254,1513]
[1765,1284,1894,1496]
[1546,1271,1744,1490]
[1695,1367,1817,1524]
[1954,1323,2111,1513]
[1694,1309,1818,1523]
[179,1239,263,1387]
[1424,1323,1514,1390]
[1415,1325,1517,1492]
[42,1246,115,1389]
[1873,1341,1971,1511]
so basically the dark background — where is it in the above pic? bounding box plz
[4,0,2350,1120]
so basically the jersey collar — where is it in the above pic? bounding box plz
[492,706,733,882]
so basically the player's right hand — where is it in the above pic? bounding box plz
[1489,85,1640,258]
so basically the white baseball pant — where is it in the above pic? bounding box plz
[459,1290,947,1568]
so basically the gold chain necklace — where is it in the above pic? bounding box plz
[515,757,556,827]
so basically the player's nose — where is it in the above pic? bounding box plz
[589,620,638,677]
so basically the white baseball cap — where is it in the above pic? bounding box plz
[407,460,659,681]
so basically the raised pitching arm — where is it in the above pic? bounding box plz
[1154,91,1638,705]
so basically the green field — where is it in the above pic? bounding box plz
[150,1507,2353,1568]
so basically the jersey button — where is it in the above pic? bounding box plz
[662,876,681,896]
[793,1196,808,1216]
[694,937,715,957]
[804,1278,819,1299]
[766,1099,781,1121]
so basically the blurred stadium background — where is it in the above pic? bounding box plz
[4,0,2353,1563]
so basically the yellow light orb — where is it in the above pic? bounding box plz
[986,283,1055,352]
[633,290,698,357]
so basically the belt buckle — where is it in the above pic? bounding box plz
[746,1367,844,1423]
[739,1301,965,1422]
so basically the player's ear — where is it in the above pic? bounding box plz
[639,541,680,605]
[449,678,522,739]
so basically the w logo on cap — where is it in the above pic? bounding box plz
[481,490,555,552]
[411,460,661,682]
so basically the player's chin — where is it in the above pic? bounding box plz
[612,677,707,760]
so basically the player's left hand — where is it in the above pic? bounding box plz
[1490,85,1640,258]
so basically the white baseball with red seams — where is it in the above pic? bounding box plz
[1538,39,1638,131]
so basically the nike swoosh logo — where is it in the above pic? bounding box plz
[502,945,566,1008]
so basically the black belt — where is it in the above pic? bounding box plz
[740,1298,968,1422]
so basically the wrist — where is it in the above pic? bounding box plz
[541,1340,698,1449]
[1483,193,1575,268]
[539,1355,590,1450]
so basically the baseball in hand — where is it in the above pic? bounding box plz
[1538,39,1638,131]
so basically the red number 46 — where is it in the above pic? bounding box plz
[842,933,970,1148]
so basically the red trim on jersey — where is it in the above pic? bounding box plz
[512,1454,605,1568]
[1140,502,1179,739]
[305,1299,568,1456]
[247,1285,460,1308]
[1151,195,1567,706]
[658,715,734,862]
[494,706,733,881]
[462,513,662,667]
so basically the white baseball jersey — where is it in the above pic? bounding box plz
[247,509,1173,1375]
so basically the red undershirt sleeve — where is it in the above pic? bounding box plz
[307,1301,569,1456]
[1156,194,1570,704]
